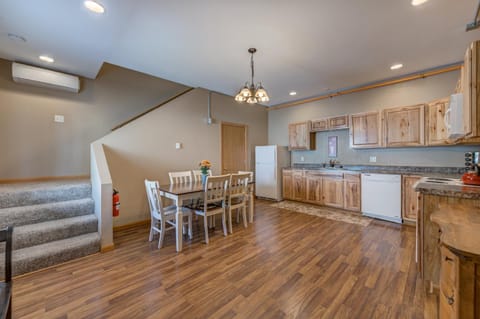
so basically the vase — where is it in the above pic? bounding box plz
[201,173,208,185]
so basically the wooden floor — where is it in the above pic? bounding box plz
[12,200,425,318]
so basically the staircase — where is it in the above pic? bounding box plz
[0,179,100,277]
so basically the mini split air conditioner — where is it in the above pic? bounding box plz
[12,62,80,93]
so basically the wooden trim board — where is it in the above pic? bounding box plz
[113,219,150,232]
[269,64,462,111]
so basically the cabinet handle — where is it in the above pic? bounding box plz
[445,256,454,262]
[443,291,455,305]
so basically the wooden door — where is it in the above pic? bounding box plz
[349,111,382,148]
[306,175,322,204]
[343,174,361,212]
[282,170,293,200]
[292,171,306,201]
[288,121,315,150]
[221,122,247,174]
[322,177,344,208]
[427,98,452,146]
[384,104,425,147]
[402,175,422,223]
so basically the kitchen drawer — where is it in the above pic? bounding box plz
[311,119,329,132]
[343,173,360,181]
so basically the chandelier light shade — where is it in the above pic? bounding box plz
[235,48,270,104]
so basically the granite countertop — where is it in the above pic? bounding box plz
[415,176,480,199]
[286,164,464,179]
[431,205,480,256]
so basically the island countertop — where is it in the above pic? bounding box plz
[414,176,480,199]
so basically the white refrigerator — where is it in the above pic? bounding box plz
[255,145,290,201]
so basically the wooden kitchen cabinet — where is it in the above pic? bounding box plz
[343,173,361,212]
[426,98,453,146]
[306,175,322,204]
[292,170,306,201]
[349,111,383,148]
[282,169,293,200]
[384,104,425,147]
[402,175,422,223]
[311,119,329,132]
[462,41,480,140]
[288,121,316,150]
[328,115,349,130]
[322,176,344,208]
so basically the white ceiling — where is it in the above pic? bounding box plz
[0,0,479,106]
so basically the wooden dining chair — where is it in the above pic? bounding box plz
[145,180,192,248]
[238,171,255,223]
[191,169,212,182]
[193,175,230,244]
[0,226,12,319]
[227,173,250,234]
[168,171,192,184]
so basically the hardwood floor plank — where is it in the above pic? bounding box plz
[11,200,425,318]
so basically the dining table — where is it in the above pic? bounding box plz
[158,180,255,252]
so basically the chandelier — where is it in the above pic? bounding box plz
[235,48,270,104]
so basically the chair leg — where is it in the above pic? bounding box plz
[236,208,240,223]
[158,220,166,249]
[7,299,11,319]
[149,227,154,242]
[222,211,227,236]
[188,214,193,239]
[228,207,233,234]
[242,206,248,228]
[203,215,209,244]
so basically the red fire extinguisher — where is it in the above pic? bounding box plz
[113,189,120,217]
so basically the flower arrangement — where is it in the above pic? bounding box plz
[199,160,212,175]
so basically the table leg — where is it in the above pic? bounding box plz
[176,198,183,252]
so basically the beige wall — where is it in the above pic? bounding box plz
[0,59,189,179]
[268,70,477,167]
[98,88,268,226]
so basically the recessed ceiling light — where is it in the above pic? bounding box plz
[39,55,54,63]
[390,63,403,70]
[411,0,428,6]
[289,91,297,96]
[84,1,105,14]
[7,33,27,43]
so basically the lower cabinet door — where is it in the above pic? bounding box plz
[322,177,344,208]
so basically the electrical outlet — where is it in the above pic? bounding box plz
[300,156,305,162]
[54,115,64,123]
[369,156,377,163]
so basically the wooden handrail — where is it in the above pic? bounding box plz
[268,63,462,111]
[111,87,194,131]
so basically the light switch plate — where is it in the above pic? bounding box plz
[54,115,64,123]
[300,156,305,162]
[175,142,182,149]
[369,156,377,163]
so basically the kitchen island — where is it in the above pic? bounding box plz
[415,177,480,317]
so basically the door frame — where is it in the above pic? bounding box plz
[220,121,249,174]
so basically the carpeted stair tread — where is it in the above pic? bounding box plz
[3,215,98,251]
[0,179,91,209]
[0,232,100,277]
[0,198,94,228]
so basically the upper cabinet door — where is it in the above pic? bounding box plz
[463,41,480,139]
[426,98,453,146]
[349,111,383,148]
[288,121,316,150]
[328,115,349,130]
[384,104,425,147]
[311,119,329,132]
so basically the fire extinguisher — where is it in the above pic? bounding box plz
[113,189,120,217]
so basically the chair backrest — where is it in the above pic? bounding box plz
[169,171,192,184]
[0,226,12,282]
[144,179,164,221]
[203,175,230,207]
[238,171,254,182]
[229,173,250,202]
[192,169,212,182]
